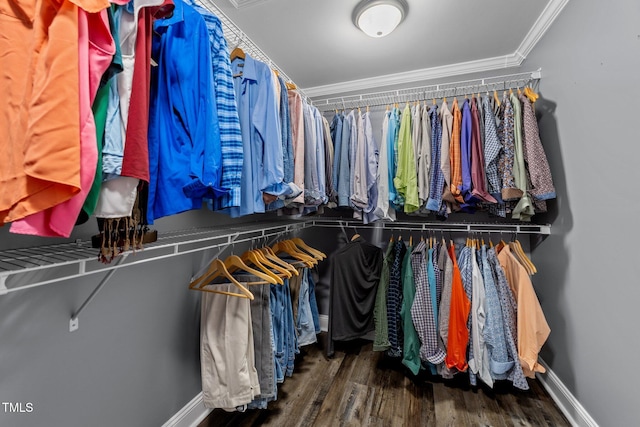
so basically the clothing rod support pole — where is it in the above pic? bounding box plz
[69,253,129,332]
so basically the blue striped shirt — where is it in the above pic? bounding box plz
[187,0,244,210]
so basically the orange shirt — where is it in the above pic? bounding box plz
[1,0,84,225]
[497,245,550,378]
[449,99,464,203]
[445,243,471,371]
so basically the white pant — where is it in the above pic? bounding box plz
[200,286,260,409]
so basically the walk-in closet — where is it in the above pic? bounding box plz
[1,0,637,426]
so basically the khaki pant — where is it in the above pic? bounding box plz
[201,285,260,409]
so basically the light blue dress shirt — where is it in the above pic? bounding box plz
[338,111,354,207]
[229,53,295,217]
[185,0,244,211]
[387,107,401,209]
[312,106,328,205]
[303,102,321,205]
[330,113,343,199]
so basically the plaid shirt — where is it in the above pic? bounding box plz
[188,0,243,209]
[482,96,503,201]
[425,105,448,217]
[386,240,406,358]
[411,241,446,364]
[487,248,529,390]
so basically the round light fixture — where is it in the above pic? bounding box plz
[353,0,408,38]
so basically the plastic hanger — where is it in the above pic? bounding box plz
[223,255,279,285]
[290,237,326,260]
[189,259,254,300]
[240,250,284,284]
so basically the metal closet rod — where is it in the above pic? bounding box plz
[310,219,551,235]
[195,0,310,103]
[314,69,542,112]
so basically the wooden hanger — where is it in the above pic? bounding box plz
[510,240,537,275]
[189,259,254,300]
[290,237,326,260]
[230,46,245,61]
[240,250,284,284]
[223,255,279,285]
[524,86,539,103]
[272,241,315,267]
[258,247,299,276]
[351,233,361,242]
[251,249,293,280]
[493,89,501,107]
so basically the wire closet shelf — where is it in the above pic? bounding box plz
[314,69,542,112]
[196,0,309,102]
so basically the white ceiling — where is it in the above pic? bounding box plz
[211,0,569,97]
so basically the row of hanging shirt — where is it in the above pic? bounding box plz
[0,0,175,237]
[0,0,555,240]
[329,88,557,225]
[189,238,325,411]
[0,0,332,238]
[374,234,549,390]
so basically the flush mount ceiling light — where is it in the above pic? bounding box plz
[353,0,408,38]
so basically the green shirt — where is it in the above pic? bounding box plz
[400,243,421,375]
[373,242,395,352]
[510,92,535,221]
[393,104,420,213]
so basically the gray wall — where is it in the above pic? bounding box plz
[2,1,638,425]
[0,210,279,427]
[520,0,640,425]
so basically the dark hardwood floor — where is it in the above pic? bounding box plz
[199,334,570,427]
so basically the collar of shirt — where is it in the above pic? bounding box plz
[232,53,260,83]
[154,0,184,27]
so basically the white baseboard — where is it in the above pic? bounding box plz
[161,392,211,427]
[319,314,328,332]
[537,359,599,427]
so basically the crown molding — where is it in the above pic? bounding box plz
[516,0,570,58]
[304,0,569,99]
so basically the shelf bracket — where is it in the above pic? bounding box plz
[69,253,129,332]
[0,275,7,296]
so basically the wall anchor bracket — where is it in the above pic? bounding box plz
[69,253,129,332]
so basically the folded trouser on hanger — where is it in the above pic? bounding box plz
[200,286,260,410]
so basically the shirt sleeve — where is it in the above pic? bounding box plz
[254,64,288,196]
[211,15,243,208]
[182,17,226,201]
